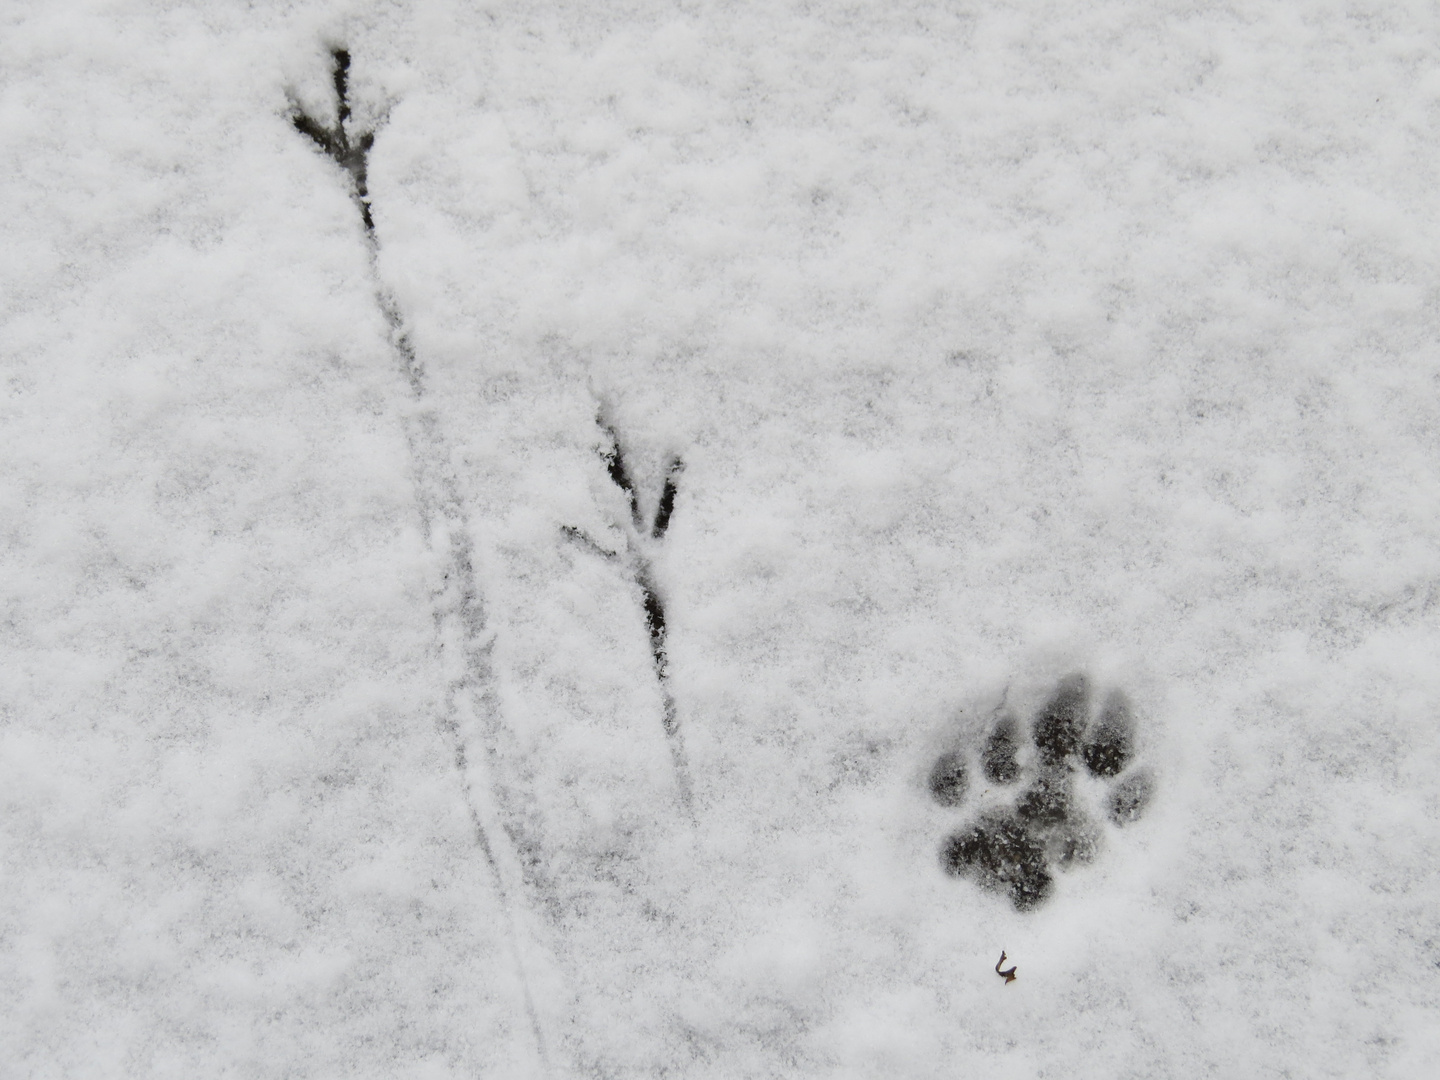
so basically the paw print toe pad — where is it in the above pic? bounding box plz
[1081,690,1135,778]
[981,715,1021,784]
[927,750,969,807]
[1107,768,1154,826]
[1031,673,1089,764]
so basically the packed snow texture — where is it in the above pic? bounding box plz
[3,1,1439,1077]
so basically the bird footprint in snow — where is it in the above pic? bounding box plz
[930,673,1155,911]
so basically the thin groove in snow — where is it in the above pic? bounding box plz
[288,46,552,1074]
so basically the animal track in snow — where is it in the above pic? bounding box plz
[598,419,684,716]
[288,48,375,231]
[931,673,1155,911]
[566,416,693,814]
[287,47,551,1069]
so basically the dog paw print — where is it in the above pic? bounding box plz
[930,674,1155,911]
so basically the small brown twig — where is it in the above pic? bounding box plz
[995,951,1018,984]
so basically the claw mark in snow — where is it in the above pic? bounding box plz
[288,46,552,1074]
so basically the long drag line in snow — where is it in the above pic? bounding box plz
[291,45,555,1072]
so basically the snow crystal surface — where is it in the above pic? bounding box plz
[3,1,1438,1077]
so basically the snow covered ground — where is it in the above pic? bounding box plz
[4,1,1439,1076]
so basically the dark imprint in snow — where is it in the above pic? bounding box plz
[566,417,694,816]
[596,418,685,720]
[933,673,1155,911]
[288,48,376,231]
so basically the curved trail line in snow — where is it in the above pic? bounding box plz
[288,47,553,1074]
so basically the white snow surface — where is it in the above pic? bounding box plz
[3,1,1439,1076]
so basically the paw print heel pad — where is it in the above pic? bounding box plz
[942,813,1053,912]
